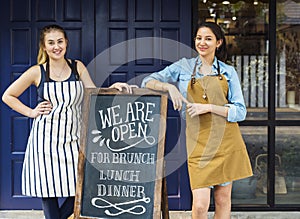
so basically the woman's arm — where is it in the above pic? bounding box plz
[225,67,247,122]
[186,103,228,118]
[145,79,188,111]
[143,61,191,110]
[186,66,246,121]
[144,79,170,92]
[142,58,194,110]
[76,60,96,88]
[2,65,52,118]
[76,60,138,93]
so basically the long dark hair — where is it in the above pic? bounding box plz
[37,24,68,64]
[195,22,227,62]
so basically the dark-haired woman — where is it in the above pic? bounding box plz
[2,24,135,219]
[141,22,252,219]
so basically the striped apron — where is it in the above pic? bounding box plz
[22,71,83,197]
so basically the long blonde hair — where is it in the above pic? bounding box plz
[37,24,68,64]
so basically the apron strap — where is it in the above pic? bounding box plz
[45,61,50,82]
[66,59,80,81]
[45,58,80,82]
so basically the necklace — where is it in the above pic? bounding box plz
[51,61,67,78]
[199,65,213,75]
[191,57,222,99]
[199,77,209,100]
[198,63,213,99]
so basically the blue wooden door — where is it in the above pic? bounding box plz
[0,0,94,209]
[0,0,192,210]
[94,0,192,210]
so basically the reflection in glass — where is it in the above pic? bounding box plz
[276,1,300,120]
[276,126,300,204]
[232,126,267,205]
[196,0,269,120]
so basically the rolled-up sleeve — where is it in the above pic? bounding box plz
[141,59,187,88]
[225,66,247,122]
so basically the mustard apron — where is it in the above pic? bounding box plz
[186,63,253,189]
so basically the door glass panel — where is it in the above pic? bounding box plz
[232,126,267,205]
[196,0,269,120]
[275,126,300,204]
[276,0,300,120]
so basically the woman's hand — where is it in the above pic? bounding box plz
[144,80,188,111]
[167,84,189,111]
[186,103,211,117]
[30,101,53,118]
[109,82,139,94]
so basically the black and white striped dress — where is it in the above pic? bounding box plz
[22,60,84,197]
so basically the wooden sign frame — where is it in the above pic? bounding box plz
[74,88,168,219]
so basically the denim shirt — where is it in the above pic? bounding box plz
[141,57,247,122]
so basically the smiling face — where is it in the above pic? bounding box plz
[43,30,68,61]
[194,27,223,60]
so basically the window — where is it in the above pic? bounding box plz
[276,0,300,120]
[275,0,300,205]
[195,0,270,120]
[195,0,300,209]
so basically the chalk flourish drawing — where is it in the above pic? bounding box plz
[91,196,151,216]
[91,129,156,152]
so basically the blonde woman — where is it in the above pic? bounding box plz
[2,24,134,219]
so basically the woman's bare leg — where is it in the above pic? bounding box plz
[192,187,211,219]
[213,183,232,219]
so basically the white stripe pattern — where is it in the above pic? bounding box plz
[22,81,83,197]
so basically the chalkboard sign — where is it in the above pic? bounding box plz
[74,88,168,219]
